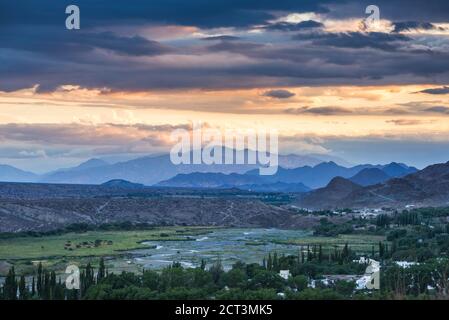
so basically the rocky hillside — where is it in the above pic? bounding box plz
[0,197,319,233]
[296,161,449,210]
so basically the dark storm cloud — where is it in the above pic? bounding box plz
[201,35,241,41]
[262,89,296,99]
[392,21,439,33]
[0,27,172,57]
[293,32,410,51]
[4,37,449,93]
[3,35,449,93]
[264,20,324,32]
[0,0,332,29]
[324,0,449,23]
[418,86,449,95]
[3,0,449,28]
[78,32,173,56]
[1,1,449,92]
[205,41,265,53]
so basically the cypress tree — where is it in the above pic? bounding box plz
[273,252,279,271]
[97,257,106,283]
[18,275,27,300]
[4,266,17,300]
[50,271,56,300]
[37,262,43,298]
[267,254,272,271]
[379,242,385,259]
[43,270,50,299]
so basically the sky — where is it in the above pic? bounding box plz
[0,0,449,172]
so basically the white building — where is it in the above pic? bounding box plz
[355,257,380,290]
[279,270,291,280]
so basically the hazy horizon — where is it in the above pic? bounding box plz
[0,150,432,175]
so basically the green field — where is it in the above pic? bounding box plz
[0,228,387,276]
[274,234,387,254]
[0,227,215,261]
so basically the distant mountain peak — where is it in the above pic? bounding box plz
[0,164,38,183]
[295,160,449,210]
[349,168,391,187]
[327,176,361,189]
[76,158,109,170]
[315,161,339,168]
[101,179,145,189]
[294,177,362,210]
[381,162,418,178]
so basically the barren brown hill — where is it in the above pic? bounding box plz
[295,177,362,210]
[0,197,322,233]
[296,161,449,210]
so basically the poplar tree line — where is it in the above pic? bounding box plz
[0,258,106,300]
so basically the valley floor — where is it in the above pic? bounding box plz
[0,227,384,277]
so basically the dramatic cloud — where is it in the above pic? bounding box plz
[418,86,449,95]
[424,106,449,114]
[0,123,191,147]
[201,35,241,41]
[0,0,332,28]
[1,1,449,169]
[392,21,439,33]
[264,20,324,32]
[386,119,434,126]
[1,1,449,92]
[262,89,295,99]
[294,32,410,51]
[285,106,352,116]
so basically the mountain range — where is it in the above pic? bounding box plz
[0,151,418,195]
[0,151,350,186]
[0,164,39,183]
[158,161,417,191]
[295,161,449,209]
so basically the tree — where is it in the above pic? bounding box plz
[200,259,207,271]
[222,269,247,288]
[37,262,43,297]
[267,253,272,271]
[307,245,312,262]
[81,262,96,296]
[379,242,385,259]
[18,275,27,300]
[142,270,160,291]
[341,243,350,263]
[3,266,17,300]
[249,271,285,291]
[272,252,279,271]
[291,275,308,291]
[209,259,224,285]
[49,271,57,299]
[334,280,356,296]
[97,257,106,282]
